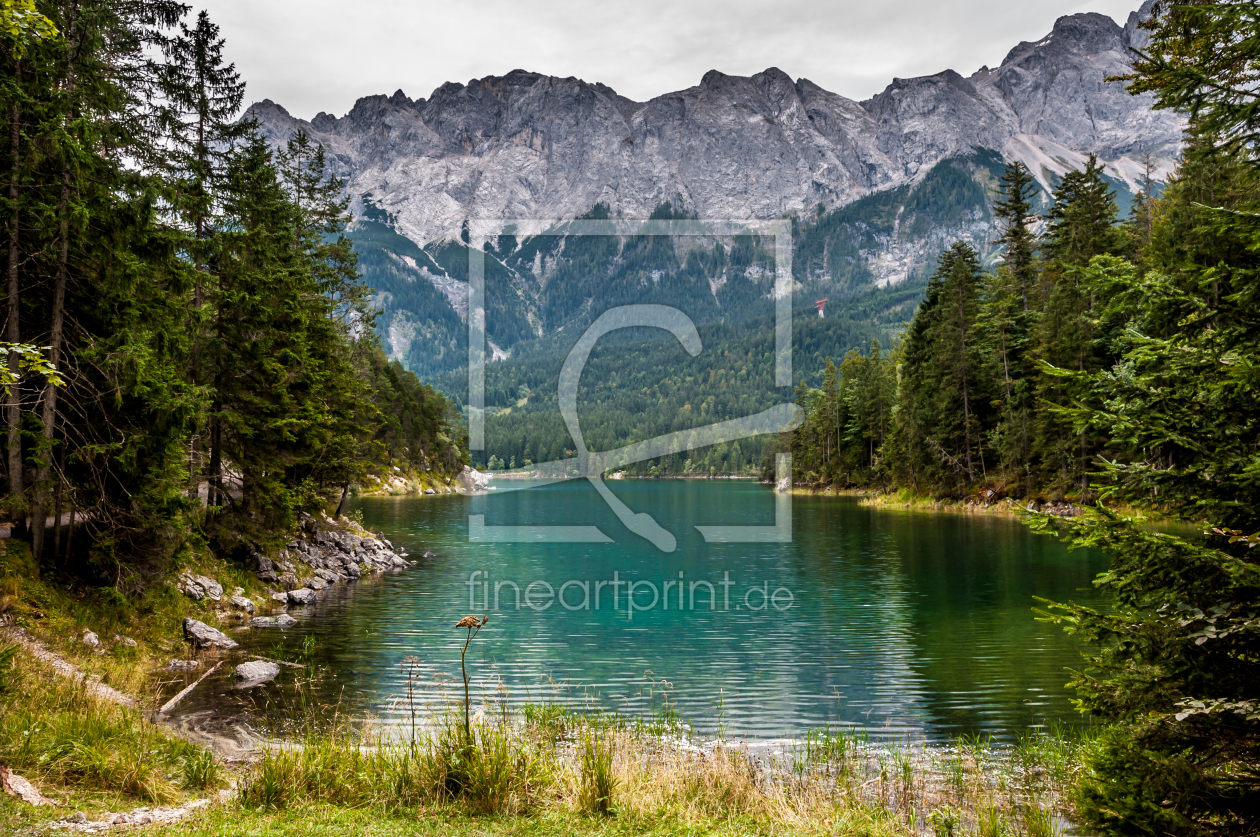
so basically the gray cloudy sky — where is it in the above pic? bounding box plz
[198,0,1141,120]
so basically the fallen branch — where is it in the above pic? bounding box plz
[158,661,222,715]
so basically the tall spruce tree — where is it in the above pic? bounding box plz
[992,160,1040,311]
[154,9,246,498]
[1032,154,1124,496]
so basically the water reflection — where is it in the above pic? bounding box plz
[192,482,1105,742]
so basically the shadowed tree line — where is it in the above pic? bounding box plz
[0,2,465,591]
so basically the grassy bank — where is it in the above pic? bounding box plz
[0,636,225,833]
[193,704,1087,837]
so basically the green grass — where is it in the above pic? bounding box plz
[0,640,224,812]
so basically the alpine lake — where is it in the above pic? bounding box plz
[179,481,1108,744]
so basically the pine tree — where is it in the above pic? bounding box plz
[992,161,1039,311]
[927,241,988,486]
[980,162,1042,494]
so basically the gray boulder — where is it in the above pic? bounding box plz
[233,660,280,686]
[182,617,239,650]
[306,577,327,591]
[313,568,341,583]
[112,634,138,648]
[229,596,256,615]
[165,659,199,671]
[250,613,297,629]
[81,630,100,647]
[269,591,290,605]
[287,588,317,606]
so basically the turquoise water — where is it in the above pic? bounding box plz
[227,481,1107,742]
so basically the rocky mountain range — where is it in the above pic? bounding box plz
[250,2,1177,246]
[247,1,1182,375]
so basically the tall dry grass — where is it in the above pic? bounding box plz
[234,683,1090,837]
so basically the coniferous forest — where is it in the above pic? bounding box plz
[785,6,1260,834]
[0,1,466,592]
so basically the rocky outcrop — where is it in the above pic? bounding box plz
[456,466,490,493]
[245,4,1181,374]
[178,574,223,602]
[182,618,238,650]
[275,516,411,584]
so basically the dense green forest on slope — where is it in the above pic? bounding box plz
[784,154,1139,497]
[0,2,466,591]
[433,310,889,474]
[420,151,1027,471]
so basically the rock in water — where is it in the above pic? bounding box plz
[233,660,281,686]
[182,618,238,650]
[270,592,290,605]
[457,466,491,492]
[287,588,317,606]
[250,614,297,629]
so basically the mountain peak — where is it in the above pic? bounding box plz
[246,3,1180,246]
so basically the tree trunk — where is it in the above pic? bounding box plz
[52,423,64,559]
[209,409,221,507]
[5,69,21,518]
[31,161,70,560]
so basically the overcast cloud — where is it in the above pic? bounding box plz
[196,0,1142,121]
